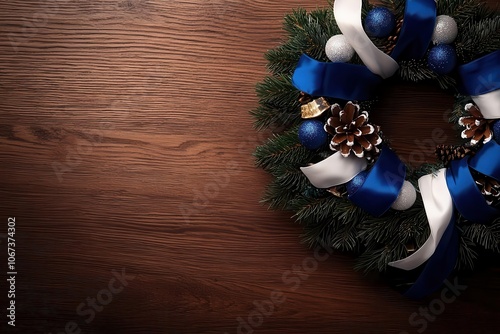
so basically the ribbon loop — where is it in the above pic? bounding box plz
[404,217,459,299]
[458,50,500,119]
[300,152,368,189]
[389,169,455,271]
[459,50,500,96]
[446,157,500,224]
[389,169,459,299]
[348,147,405,217]
[469,140,500,181]
[292,55,383,100]
[390,0,437,60]
[334,0,399,79]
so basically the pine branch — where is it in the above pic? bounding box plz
[256,75,300,110]
[254,127,314,171]
[251,105,301,131]
[262,179,302,211]
[355,243,408,273]
[358,203,429,247]
[330,219,362,252]
[380,0,406,19]
[292,196,341,225]
[252,0,500,276]
[438,0,498,22]
[265,46,303,76]
[282,7,340,62]
[463,223,500,251]
[300,200,367,252]
[398,59,457,90]
[251,75,301,130]
[270,165,313,196]
[450,95,473,124]
[456,234,478,270]
[456,16,500,63]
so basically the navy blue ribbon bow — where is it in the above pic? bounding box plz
[406,141,500,299]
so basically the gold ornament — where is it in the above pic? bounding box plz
[301,97,330,119]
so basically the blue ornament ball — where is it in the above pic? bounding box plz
[298,120,328,150]
[364,7,396,38]
[427,44,457,75]
[346,171,369,195]
[493,120,500,143]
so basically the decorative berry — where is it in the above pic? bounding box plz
[298,120,328,150]
[364,7,396,38]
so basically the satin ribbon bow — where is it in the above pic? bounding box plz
[390,141,500,298]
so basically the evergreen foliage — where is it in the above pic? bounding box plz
[252,0,500,275]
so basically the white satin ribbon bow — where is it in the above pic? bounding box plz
[471,90,500,119]
[334,0,399,79]
[300,152,368,189]
[389,169,454,270]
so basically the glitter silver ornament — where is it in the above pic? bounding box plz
[325,34,355,63]
[432,15,458,45]
[391,181,417,211]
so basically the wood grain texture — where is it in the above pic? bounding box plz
[1,0,499,333]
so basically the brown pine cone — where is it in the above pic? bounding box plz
[324,102,382,158]
[435,144,476,165]
[459,104,494,146]
[475,175,500,205]
[383,18,403,55]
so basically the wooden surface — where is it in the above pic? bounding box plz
[1,0,500,333]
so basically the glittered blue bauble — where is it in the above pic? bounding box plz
[364,7,396,38]
[298,120,328,150]
[493,120,500,143]
[427,44,457,75]
[346,171,368,195]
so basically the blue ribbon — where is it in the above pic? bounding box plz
[406,140,500,298]
[403,135,500,299]
[348,147,406,216]
[469,140,500,181]
[446,157,500,224]
[291,54,383,100]
[404,214,458,299]
[391,0,437,60]
[458,50,500,96]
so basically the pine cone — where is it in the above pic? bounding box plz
[435,144,476,165]
[324,102,382,158]
[383,18,403,55]
[475,175,500,205]
[459,103,494,146]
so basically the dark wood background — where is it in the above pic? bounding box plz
[1,0,500,333]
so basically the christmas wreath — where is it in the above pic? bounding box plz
[253,0,500,299]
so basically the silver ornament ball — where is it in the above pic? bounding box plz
[391,181,417,211]
[325,34,355,63]
[432,15,458,45]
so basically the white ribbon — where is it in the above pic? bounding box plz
[389,169,454,271]
[300,152,368,189]
[333,0,399,79]
[471,89,500,119]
